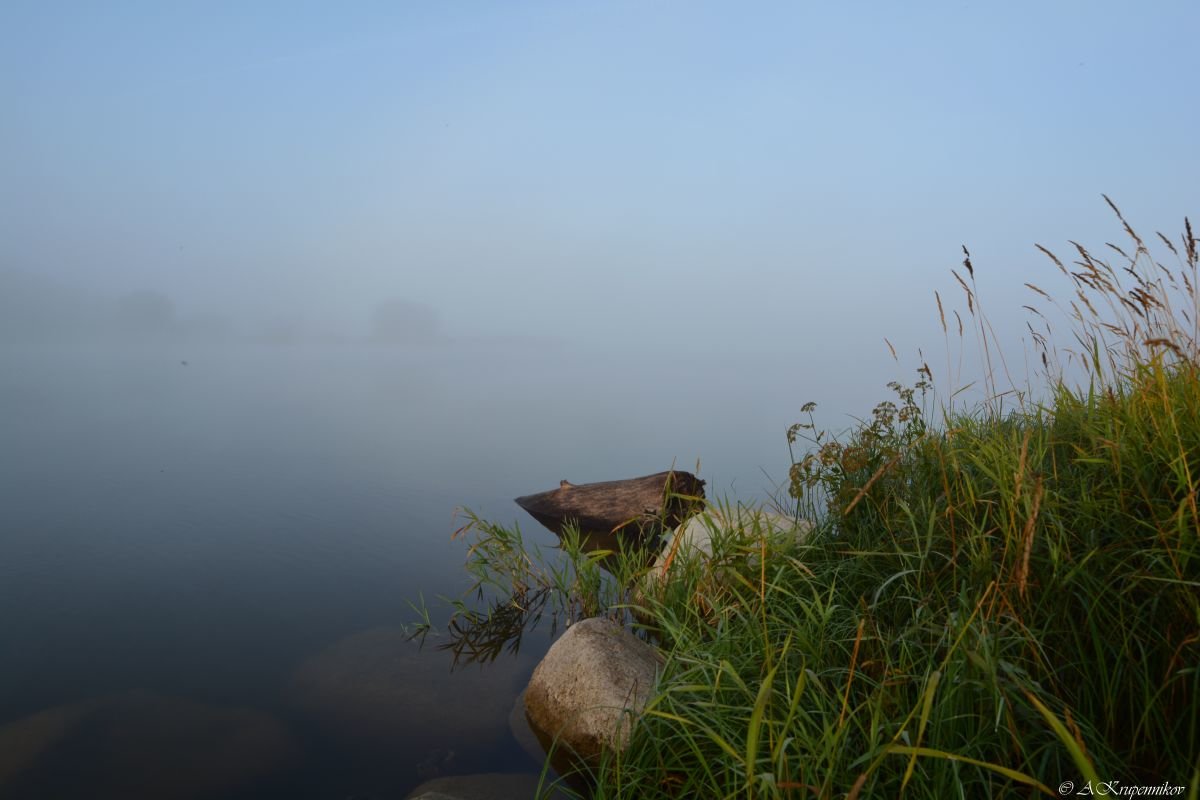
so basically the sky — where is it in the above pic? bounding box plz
[2,1,1197,363]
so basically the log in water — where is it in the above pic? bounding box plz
[514,470,705,551]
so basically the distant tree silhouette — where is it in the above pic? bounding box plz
[370,298,440,344]
[113,291,178,339]
[0,269,99,342]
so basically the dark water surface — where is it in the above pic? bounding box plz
[0,342,801,799]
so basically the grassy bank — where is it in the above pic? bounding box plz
[445,204,1199,797]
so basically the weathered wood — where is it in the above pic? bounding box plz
[514,470,705,550]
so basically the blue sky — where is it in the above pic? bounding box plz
[2,1,1197,364]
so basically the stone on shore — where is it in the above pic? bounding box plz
[523,617,662,765]
[643,507,812,587]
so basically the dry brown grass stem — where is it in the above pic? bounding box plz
[952,270,973,308]
[1103,194,1146,251]
[838,618,867,729]
[1014,429,1031,501]
[1036,243,1068,275]
[1021,204,1197,396]
[1017,476,1043,600]
[843,454,903,516]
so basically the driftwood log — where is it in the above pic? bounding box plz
[514,471,705,553]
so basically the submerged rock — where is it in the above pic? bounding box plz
[406,772,567,800]
[0,698,91,788]
[0,690,294,799]
[507,689,546,767]
[523,617,662,765]
[414,747,457,781]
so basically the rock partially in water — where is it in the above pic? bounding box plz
[286,626,528,755]
[406,772,567,800]
[523,618,662,766]
[0,690,294,799]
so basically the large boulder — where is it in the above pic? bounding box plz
[523,617,662,765]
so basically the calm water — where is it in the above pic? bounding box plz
[0,342,803,799]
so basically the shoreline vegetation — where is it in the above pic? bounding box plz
[422,202,1199,798]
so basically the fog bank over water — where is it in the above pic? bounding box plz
[1,0,1195,693]
[4,4,1196,377]
[0,267,455,348]
[0,251,1150,472]
[1,255,934,488]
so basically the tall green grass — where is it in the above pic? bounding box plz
[440,203,1199,797]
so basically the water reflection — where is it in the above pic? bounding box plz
[435,471,701,673]
[440,587,554,666]
[287,627,528,748]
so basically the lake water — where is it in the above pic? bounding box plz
[0,342,810,799]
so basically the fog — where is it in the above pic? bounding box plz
[3,2,1198,435]
[0,267,445,346]
[0,8,1197,795]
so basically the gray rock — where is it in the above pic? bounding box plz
[639,507,812,594]
[523,617,662,764]
[648,510,806,578]
[406,771,566,800]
